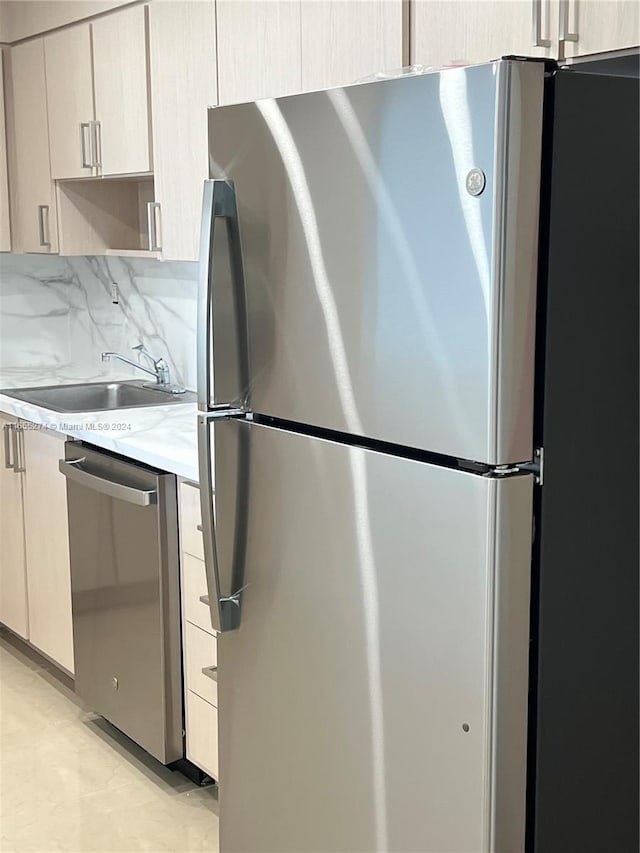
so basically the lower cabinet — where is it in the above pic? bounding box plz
[0,418,74,674]
[22,425,74,674]
[0,413,28,639]
[186,690,219,780]
[179,480,219,779]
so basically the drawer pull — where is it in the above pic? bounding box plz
[201,665,218,682]
[196,524,203,532]
[199,594,209,606]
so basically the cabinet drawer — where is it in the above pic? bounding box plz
[184,621,218,707]
[182,552,214,636]
[186,690,218,779]
[179,481,204,561]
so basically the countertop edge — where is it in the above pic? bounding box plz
[0,393,200,482]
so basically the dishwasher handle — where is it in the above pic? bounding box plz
[58,459,158,506]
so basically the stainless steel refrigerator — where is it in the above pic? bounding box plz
[196,56,639,853]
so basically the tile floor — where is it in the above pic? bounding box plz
[0,629,219,852]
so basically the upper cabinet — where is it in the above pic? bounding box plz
[412,0,638,66]
[149,0,217,262]
[216,0,302,104]
[412,0,560,67]
[92,5,152,175]
[0,50,11,252]
[0,1,131,44]
[301,0,404,91]
[216,0,405,105]
[44,5,151,180]
[5,38,58,253]
[560,0,639,58]
[44,24,95,180]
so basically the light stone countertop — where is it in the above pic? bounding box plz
[0,367,199,481]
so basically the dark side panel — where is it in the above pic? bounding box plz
[531,69,639,853]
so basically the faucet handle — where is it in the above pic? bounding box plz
[132,343,170,385]
[132,343,163,369]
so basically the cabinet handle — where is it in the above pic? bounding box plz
[91,120,102,169]
[3,423,13,470]
[559,0,579,43]
[80,122,93,168]
[201,665,218,682]
[38,205,51,248]
[12,425,24,473]
[532,0,551,47]
[147,202,162,251]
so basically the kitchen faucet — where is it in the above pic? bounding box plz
[101,344,186,394]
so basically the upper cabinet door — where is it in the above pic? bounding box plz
[7,39,58,253]
[45,24,95,179]
[301,0,404,92]
[561,0,640,57]
[411,0,560,67]
[217,0,302,104]
[92,4,152,175]
[149,0,218,262]
[0,51,11,252]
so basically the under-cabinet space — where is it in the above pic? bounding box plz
[56,177,160,256]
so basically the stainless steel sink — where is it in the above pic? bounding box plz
[0,380,196,413]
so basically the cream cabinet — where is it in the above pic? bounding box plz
[0,415,28,640]
[22,425,74,675]
[179,480,219,779]
[217,0,302,104]
[411,0,560,68]
[411,0,638,67]
[149,0,217,262]
[217,0,405,105]
[44,24,95,180]
[560,0,639,58]
[0,51,11,252]
[301,0,404,91]
[5,38,58,253]
[44,5,151,180]
[92,5,152,175]
[0,1,131,44]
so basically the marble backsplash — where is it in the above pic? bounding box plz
[0,254,198,390]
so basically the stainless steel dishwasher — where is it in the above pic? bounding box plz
[59,442,182,764]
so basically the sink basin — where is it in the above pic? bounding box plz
[0,381,196,413]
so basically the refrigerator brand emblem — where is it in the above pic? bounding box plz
[465,168,486,196]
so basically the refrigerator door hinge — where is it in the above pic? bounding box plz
[490,447,544,484]
[517,447,544,485]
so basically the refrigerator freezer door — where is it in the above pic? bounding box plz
[204,59,544,465]
[213,419,534,852]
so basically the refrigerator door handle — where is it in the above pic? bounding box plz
[197,179,250,413]
[197,411,244,632]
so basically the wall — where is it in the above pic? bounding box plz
[0,253,198,389]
